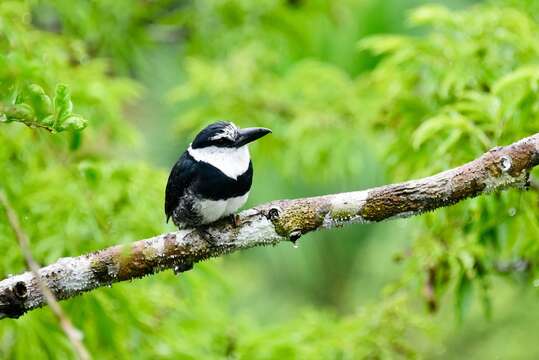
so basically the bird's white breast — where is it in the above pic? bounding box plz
[188,145,250,179]
[196,192,249,224]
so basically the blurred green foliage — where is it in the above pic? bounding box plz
[1,0,539,358]
[357,2,539,322]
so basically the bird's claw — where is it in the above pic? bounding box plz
[195,226,218,248]
[229,214,241,227]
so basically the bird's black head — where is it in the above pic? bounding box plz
[191,121,271,149]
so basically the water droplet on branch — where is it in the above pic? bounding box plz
[499,155,512,172]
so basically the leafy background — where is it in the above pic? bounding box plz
[1,0,539,358]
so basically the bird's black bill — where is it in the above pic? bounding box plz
[235,127,272,147]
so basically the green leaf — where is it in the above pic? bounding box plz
[4,103,35,122]
[69,131,83,150]
[479,278,492,320]
[53,84,74,122]
[455,274,474,323]
[41,115,55,126]
[26,84,52,118]
[59,115,87,131]
[492,66,539,94]
[409,4,454,27]
[357,35,410,55]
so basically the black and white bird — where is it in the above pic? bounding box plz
[165,121,271,228]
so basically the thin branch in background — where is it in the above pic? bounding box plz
[0,191,91,360]
[494,259,530,274]
[422,266,438,313]
[530,176,539,191]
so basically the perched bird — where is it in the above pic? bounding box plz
[165,121,271,229]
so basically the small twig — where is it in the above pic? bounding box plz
[16,119,55,132]
[0,104,55,133]
[530,176,539,191]
[422,266,437,313]
[0,191,90,360]
[494,259,530,274]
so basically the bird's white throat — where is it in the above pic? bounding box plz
[188,144,250,180]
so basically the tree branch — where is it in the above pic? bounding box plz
[1,133,538,319]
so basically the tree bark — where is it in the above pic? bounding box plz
[1,133,538,319]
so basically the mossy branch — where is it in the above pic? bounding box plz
[0,133,538,319]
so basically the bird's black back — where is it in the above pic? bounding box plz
[165,151,253,222]
[165,151,195,222]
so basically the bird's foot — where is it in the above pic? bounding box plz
[229,213,241,227]
[194,226,218,248]
[175,227,217,276]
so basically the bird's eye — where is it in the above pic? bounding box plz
[213,137,234,146]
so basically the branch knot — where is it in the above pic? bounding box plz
[267,206,281,222]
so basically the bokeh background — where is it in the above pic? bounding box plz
[1,0,539,358]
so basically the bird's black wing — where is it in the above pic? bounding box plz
[165,151,196,223]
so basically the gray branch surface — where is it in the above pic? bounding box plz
[1,133,538,319]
